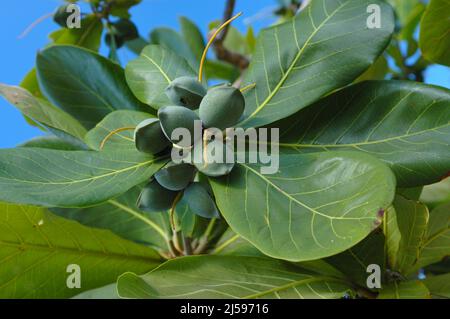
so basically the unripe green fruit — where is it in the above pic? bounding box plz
[53,5,72,27]
[105,19,138,49]
[137,179,178,213]
[182,182,219,219]
[154,162,196,191]
[193,139,234,177]
[199,85,245,130]
[166,77,206,109]
[158,106,200,146]
[134,118,171,154]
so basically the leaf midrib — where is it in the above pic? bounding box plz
[240,1,348,125]
[0,240,158,263]
[0,156,163,186]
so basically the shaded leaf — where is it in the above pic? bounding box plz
[36,45,148,129]
[53,186,171,250]
[377,280,430,299]
[419,0,450,66]
[424,273,450,298]
[0,202,160,298]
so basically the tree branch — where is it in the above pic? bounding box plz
[213,0,249,70]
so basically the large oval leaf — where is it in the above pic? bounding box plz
[125,45,197,109]
[209,151,396,261]
[117,256,353,299]
[85,110,154,151]
[238,0,394,128]
[0,148,166,207]
[0,202,160,298]
[276,81,450,187]
[36,45,149,129]
[419,0,450,66]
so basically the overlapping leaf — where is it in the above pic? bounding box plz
[378,281,430,299]
[424,273,450,298]
[275,81,450,186]
[238,0,394,127]
[0,202,160,298]
[0,84,87,140]
[117,256,353,299]
[0,148,167,207]
[384,195,429,274]
[36,45,148,129]
[85,110,154,151]
[209,151,396,261]
[53,187,171,251]
[125,45,197,109]
[419,0,450,66]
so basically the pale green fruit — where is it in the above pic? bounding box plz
[199,85,245,130]
[165,76,206,109]
[158,106,200,146]
[154,162,196,191]
[182,182,219,219]
[192,139,235,177]
[137,179,178,213]
[134,118,171,154]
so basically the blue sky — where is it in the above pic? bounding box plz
[0,0,449,148]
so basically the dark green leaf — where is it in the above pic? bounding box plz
[0,202,160,298]
[37,45,149,129]
[117,255,353,298]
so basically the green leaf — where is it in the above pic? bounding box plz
[419,0,450,66]
[355,55,388,82]
[179,16,205,61]
[125,45,197,109]
[20,136,84,151]
[413,202,450,271]
[125,37,149,55]
[275,81,450,187]
[0,84,87,140]
[424,273,450,298]
[326,231,385,288]
[384,196,429,275]
[85,110,154,151]
[150,27,198,70]
[204,60,240,82]
[0,202,160,298]
[213,229,264,257]
[117,255,353,299]
[72,284,119,299]
[420,178,450,209]
[0,148,167,207]
[238,0,394,128]
[53,186,171,251]
[36,45,149,129]
[49,15,104,51]
[378,281,430,299]
[209,151,396,262]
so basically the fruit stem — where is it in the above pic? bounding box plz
[198,12,243,82]
[240,83,256,93]
[183,236,193,255]
[99,126,135,150]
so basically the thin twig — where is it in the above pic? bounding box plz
[18,12,54,39]
[213,0,249,71]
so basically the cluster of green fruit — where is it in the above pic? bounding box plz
[134,77,246,218]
